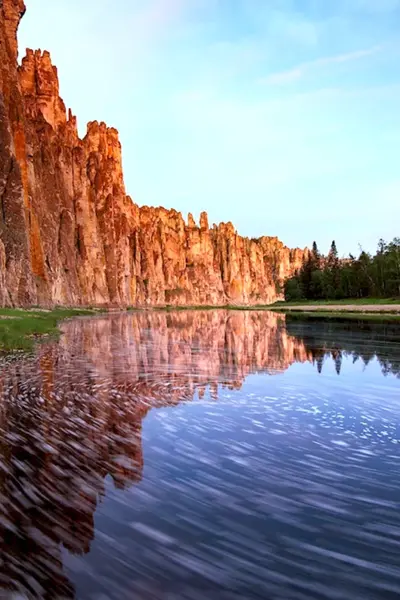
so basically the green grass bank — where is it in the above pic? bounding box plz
[0,308,102,352]
[2,300,399,353]
[152,300,400,322]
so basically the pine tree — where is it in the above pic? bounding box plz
[283,236,400,302]
[311,241,321,270]
[327,240,338,268]
[299,252,314,298]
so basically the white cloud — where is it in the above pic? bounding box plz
[263,45,382,85]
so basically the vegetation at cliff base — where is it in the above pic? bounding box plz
[0,308,100,352]
[284,238,400,302]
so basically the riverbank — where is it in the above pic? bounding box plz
[2,301,400,352]
[271,300,400,314]
[158,299,400,313]
[273,304,400,313]
[0,308,102,352]
[156,301,400,323]
[272,298,400,308]
[269,299,400,323]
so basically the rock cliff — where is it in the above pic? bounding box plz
[0,0,306,307]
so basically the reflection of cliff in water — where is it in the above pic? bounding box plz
[0,310,399,597]
[0,350,147,598]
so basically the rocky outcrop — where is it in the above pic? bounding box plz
[0,0,307,307]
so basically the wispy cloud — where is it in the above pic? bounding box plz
[263,45,382,85]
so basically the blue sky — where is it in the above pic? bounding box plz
[18,0,400,255]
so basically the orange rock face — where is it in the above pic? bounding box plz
[0,0,306,307]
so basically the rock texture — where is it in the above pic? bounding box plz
[0,0,307,307]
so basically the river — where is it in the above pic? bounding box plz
[0,310,399,599]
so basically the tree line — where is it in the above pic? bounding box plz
[284,237,400,301]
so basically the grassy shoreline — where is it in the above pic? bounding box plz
[0,308,102,352]
[254,299,400,323]
[271,298,400,306]
[153,300,400,323]
[1,299,399,351]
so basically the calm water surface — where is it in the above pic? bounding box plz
[0,310,399,600]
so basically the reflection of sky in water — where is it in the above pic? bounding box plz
[66,354,400,600]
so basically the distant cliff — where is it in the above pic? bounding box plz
[0,0,307,307]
